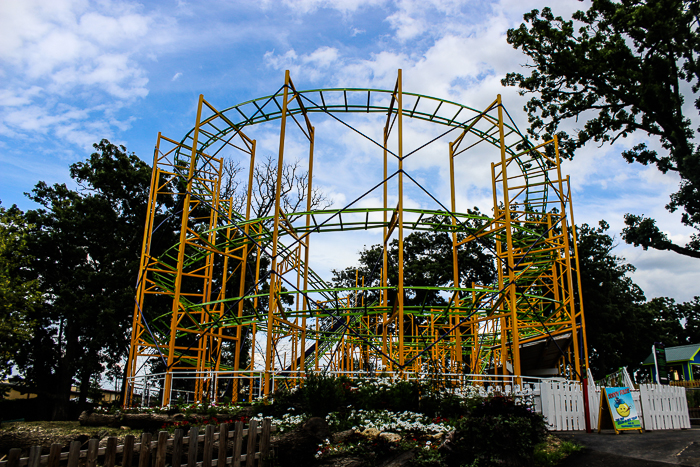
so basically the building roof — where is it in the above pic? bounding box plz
[642,343,700,365]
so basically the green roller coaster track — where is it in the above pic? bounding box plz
[131,86,582,381]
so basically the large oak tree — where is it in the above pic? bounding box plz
[503,0,700,258]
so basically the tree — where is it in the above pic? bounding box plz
[13,140,155,419]
[221,155,331,223]
[574,220,690,378]
[0,203,41,380]
[677,296,700,345]
[218,155,331,376]
[576,221,645,377]
[333,213,497,308]
[503,0,700,258]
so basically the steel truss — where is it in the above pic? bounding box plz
[125,70,588,407]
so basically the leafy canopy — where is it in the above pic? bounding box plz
[0,203,41,380]
[11,140,155,418]
[503,0,700,258]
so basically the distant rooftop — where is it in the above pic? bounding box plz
[642,343,700,365]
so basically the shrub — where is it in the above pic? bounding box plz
[355,379,422,412]
[446,395,547,466]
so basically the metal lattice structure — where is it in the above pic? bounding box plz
[125,70,588,407]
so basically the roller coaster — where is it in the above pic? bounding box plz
[124,70,588,407]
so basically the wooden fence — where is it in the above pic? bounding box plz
[0,419,274,467]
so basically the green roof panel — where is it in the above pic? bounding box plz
[642,343,700,365]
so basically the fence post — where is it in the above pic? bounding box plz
[232,421,244,467]
[172,429,184,467]
[155,431,169,467]
[122,435,135,467]
[28,446,42,467]
[138,433,152,467]
[105,437,118,467]
[260,419,272,467]
[7,449,21,467]
[67,440,81,467]
[218,423,229,467]
[87,439,99,467]
[246,419,258,467]
[203,425,214,467]
[48,444,62,467]
[188,427,199,467]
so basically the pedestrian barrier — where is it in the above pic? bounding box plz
[639,384,691,430]
[0,419,274,467]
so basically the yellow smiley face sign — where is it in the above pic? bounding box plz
[616,402,630,418]
[603,387,642,432]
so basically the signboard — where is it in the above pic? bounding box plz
[598,387,643,434]
[653,342,669,385]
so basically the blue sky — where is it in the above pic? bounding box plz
[1,0,698,303]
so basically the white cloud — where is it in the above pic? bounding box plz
[172,72,182,81]
[261,0,387,14]
[264,46,341,82]
[0,0,166,150]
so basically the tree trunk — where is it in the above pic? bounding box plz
[52,324,79,420]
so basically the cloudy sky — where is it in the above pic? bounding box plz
[1,0,698,303]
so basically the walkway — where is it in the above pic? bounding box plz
[558,428,700,466]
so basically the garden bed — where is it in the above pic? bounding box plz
[2,376,581,466]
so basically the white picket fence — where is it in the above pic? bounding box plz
[531,377,691,431]
[538,380,587,431]
[639,384,691,430]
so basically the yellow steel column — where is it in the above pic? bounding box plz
[566,175,589,367]
[125,134,162,407]
[196,156,222,401]
[448,141,463,366]
[553,136,581,379]
[491,161,507,376]
[164,95,205,406]
[232,138,256,401]
[265,71,291,396]
[496,94,520,377]
[300,127,315,372]
[249,245,262,401]
[382,112,390,369]
[397,69,405,368]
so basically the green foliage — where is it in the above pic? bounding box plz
[447,396,547,467]
[503,0,700,259]
[685,389,700,408]
[267,374,482,419]
[0,203,41,380]
[299,373,352,417]
[575,220,700,376]
[576,221,647,377]
[10,139,164,419]
[332,212,496,309]
[409,446,448,467]
[263,373,353,417]
[355,379,422,413]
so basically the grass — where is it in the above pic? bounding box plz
[1,421,142,437]
[533,435,583,467]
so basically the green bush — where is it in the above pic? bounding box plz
[301,373,353,416]
[354,379,422,413]
[446,396,547,467]
[686,388,700,408]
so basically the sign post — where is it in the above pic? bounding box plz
[652,342,668,385]
[598,387,643,434]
